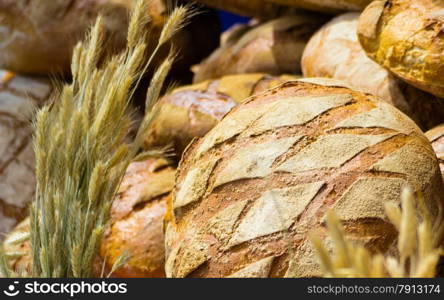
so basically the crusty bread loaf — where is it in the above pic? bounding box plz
[164,78,444,278]
[269,0,373,13]
[192,15,325,83]
[143,73,299,158]
[358,0,444,98]
[0,0,219,77]
[426,125,444,180]
[3,218,31,275]
[98,159,175,278]
[182,0,284,18]
[302,13,444,130]
[0,70,52,237]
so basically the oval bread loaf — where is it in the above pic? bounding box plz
[192,15,325,83]
[358,0,444,98]
[143,73,299,158]
[302,12,444,130]
[98,159,175,278]
[269,0,373,13]
[164,78,444,278]
[426,125,444,180]
[0,70,53,237]
[0,0,219,76]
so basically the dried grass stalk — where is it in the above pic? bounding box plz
[310,188,444,278]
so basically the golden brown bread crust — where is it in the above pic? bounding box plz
[3,218,31,275]
[0,70,52,237]
[192,15,325,83]
[164,78,444,278]
[302,12,444,130]
[426,124,444,180]
[270,0,373,12]
[98,159,175,278]
[0,0,129,75]
[358,0,444,98]
[143,73,299,158]
[0,0,220,76]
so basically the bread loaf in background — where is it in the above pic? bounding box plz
[143,73,299,159]
[0,0,220,77]
[269,0,373,13]
[0,70,53,236]
[302,12,444,130]
[192,15,325,83]
[426,125,444,180]
[3,218,31,275]
[182,0,284,19]
[165,78,444,278]
[98,159,175,278]
[358,0,444,98]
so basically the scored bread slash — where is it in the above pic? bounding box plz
[164,79,444,278]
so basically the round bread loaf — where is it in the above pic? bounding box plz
[0,0,219,76]
[192,15,325,83]
[164,78,444,278]
[302,12,444,130]
[358,0,444,98]
[182,0,284,18]
[144,73,299,158]
[426,125,444,180]
[269,0,373,13]
[98,159,175,278]
[3,218,31,276]
[0,70,52,237]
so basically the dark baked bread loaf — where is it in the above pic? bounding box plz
[302,12,444,130]
[165,78,444,278]
[0,0,219,77]
[192,15,324,83]
[269,0,373,13]
[358,0,444,98]
[143,73,299,158]
[0,70,52,236]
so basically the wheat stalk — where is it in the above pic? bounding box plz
[0,0,188,278]
[310,188,444,278]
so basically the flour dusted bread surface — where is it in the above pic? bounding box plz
[426,125,444,180]
[98,159,175,278]
[269,0,373,13]
[302,12,444,130]
[143,73,299,158]
[164,79,444,278]
[192,15,325,83]
[0,70,52,236]
[358,0,444,98]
